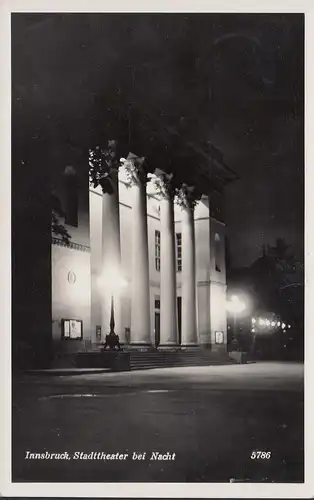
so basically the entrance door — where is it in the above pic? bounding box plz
[177,296,182,345]
[154,312,160,347]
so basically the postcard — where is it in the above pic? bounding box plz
[1,1,313,498]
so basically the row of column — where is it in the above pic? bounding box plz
[100,155,197,347]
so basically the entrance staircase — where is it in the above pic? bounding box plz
[51,346,237,372]
[126,347,236,371]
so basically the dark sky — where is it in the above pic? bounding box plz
[12,13,304,267]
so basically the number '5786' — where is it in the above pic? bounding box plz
[251,451,271,459]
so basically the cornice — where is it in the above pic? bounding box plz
[52,237,90,253]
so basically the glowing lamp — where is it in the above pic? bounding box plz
[97,269,127,292]
[227,295,246,314]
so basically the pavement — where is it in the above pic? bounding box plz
[26,367,110,376]
[12,362,304,483]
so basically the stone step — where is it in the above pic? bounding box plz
[129,358,228,364]
[129,353,231,361]
[50,349,236,372]
[128,349,224,355]
[129,352,236,370]
[130,361,234,371]
[129,353,227,359]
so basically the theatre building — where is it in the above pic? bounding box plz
[49,143,237,361]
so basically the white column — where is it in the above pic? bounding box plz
[160,194,178,345]
[130,168,151,345]
[181,204,197,345]
[100,170,124,342]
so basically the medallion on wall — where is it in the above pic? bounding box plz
[68,270,76,284]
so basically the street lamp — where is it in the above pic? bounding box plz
[227,295,246,340]
[97,270,127,336]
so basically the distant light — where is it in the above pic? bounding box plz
[277,322,281,327]
[271,321,276,327]
[259,319,265,326]
[266,320,271,326]
[251,328,255,333]
[288,325,291,329]
[252,318,256,324]
[282,323,286,329]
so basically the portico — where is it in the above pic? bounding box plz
[50,139,236,357]
[90,150,208,349]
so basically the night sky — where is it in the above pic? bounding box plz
[12,13,304,267]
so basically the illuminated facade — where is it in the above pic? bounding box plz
[51,151,235,356]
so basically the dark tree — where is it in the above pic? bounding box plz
[51,193,71,244]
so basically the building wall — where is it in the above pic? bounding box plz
[150,285,160,345]
[209,217,227,347]
[195,196,211,345]
[147,197,161,342]
[52,176,227,350]
[210,218,226,283]
[209,281,227,347]
[51,165,91,353]
[51,244,91,353]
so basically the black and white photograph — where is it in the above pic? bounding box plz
[3,4,311,496]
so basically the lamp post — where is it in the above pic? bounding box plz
[97,271,127,338]
[227,295,246,344]
[233,312,237,340]
[109,294,115,334]
[250,325,257,357]
[109,275,128,336]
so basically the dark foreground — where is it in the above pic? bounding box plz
[12,362,304,483]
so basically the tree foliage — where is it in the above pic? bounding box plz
[51,193,71,244]
[89,140,120,194]
[250,237,303,323]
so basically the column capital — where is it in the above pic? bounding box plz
[175,183,200,210]
[89,139,120,194]
[151,169,177,200]
[120,153,147,186]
